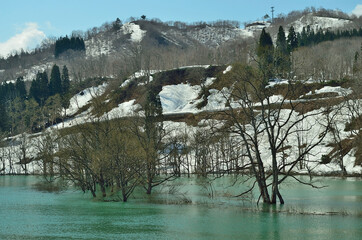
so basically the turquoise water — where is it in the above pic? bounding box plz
[0,176,361,239]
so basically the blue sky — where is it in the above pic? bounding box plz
[0,0,361,57]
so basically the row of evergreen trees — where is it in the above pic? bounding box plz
[298,26,362,47]
[256,26,296,79]
[54,36,86,58]
[256,25,362,79]
[0,65,71,133]
[29,65,70,105]
[0,77,28,132]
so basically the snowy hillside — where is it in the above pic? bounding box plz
[1,64,361,176]
[186,25,253,47]
[121,22,146,42]
[85,36,114,57]
[290,14,353,32]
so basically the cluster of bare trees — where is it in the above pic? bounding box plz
[0,132,38,175]
[221,64,337,204]
[291,39,361,81]
[329,78,362,171]
[30,117,246,202]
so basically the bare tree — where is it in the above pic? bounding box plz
[218,63,333,204]
[129,86,177,194]
[0,133,6,174]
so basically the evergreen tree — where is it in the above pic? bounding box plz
[61,65,70,94]
[30,71,49,105]
[44,94,62,126]
[49,64,62,96]
[60,65,71,112]
[315,28,323,44]
[1,82,16,101]
[113,18,122,31]
[29,77,39,103]
[257,28,274,80]
[24,98,40,131]
[40,72,49,102]
[275,26,290,77]
[287,26,298,52]
[0,101,8,132]
[257,28,274,58]
[276,26,288,54]
[15,76,27,99]
[299,27,307,47]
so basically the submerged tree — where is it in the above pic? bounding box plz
[56,118,143,202]
[131,85,176,194]
[219,63,333,204]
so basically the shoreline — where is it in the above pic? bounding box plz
[1,172,361,178]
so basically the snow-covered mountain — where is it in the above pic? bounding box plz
[85,20,255,57]
[2,11,360,85]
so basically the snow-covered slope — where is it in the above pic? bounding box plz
[85,36,114,57]
[186,25,253,47]
[159,83,201,113]
[122,22,146,42]
[1,67,361,176]
[65,82,108,116]
[290,14,353,32]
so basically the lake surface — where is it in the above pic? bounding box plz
[0,176,361,240]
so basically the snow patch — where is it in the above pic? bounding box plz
[122,23,146,42]
[65,82,108,116]
[159,83,201,113]
[263,95,285,105]
[223,65,232,74]
[204,77,216,87]
[204,88,229,111]
[306,86,352,96]
[179,65,210,69]
[266,79,289,88]
[101,99,140,119]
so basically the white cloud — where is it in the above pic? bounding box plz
[352,4,362,17]
[0,23,46,57]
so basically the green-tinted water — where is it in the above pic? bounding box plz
[0,176,361,240]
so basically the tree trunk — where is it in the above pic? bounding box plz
[122,188,128,202]
[258,179,271,204]
[277,188,284,204]
[146,181,152,195]
[271,151,279,204]
[99,172,107,198]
